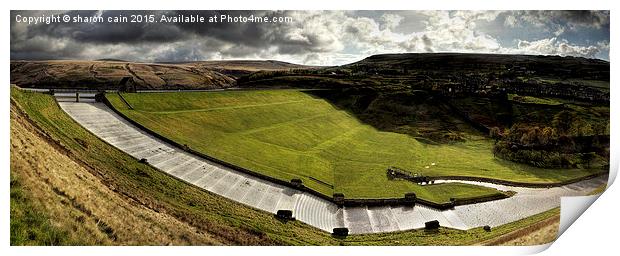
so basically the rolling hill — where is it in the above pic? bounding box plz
[10,60,313,90]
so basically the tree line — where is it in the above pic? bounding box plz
[491,110,608,169]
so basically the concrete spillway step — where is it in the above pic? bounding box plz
[194,167,228,189]
[239,181,270,208]
[102,133,146,144]
[113,137,158,151]
[124,141,167,155]
[167,158,205,177]
[367,206,400,233]
[344,207,373,234]
[180,165,216,184]
[226,175,256,199]
[154,153,195,172]
[389,206,427,230]
[294,194,340,232]
[275,189,298,212]
[95,129,137,138]
[417,206,452,229]
[441,209,469,230]
[255,186,285,213]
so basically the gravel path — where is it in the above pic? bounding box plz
[57,100,607,234]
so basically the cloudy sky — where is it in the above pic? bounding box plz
[10,10,610,65]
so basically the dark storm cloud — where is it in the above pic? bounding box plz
[511,10,610,29]
[10,10,610,64]
[168,10,274,47]
[11,10,340,60]
[556,10,610,28]
[23,10,189,44]
[57,10,312,50]
[165,10,332,55]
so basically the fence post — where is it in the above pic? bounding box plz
[76,92,80,102]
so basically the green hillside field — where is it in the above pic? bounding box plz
[106,90,600,202]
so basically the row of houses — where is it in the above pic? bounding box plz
[421,74,609,102]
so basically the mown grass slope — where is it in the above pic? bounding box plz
[107,90,599,201]
[11,98,221,245]
[11,87,567,245]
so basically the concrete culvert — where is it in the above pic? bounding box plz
[404,192,416,206]
[290,178,303,188]
[275,210,294,220]
[483,225,492,232]
[333,193,345,205]
[333,227,349,237]
[449,197,457,207]
[425,220,440,230]
[95,92,105,102]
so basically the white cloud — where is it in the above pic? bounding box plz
[380,13,404,30]
[504,15,518,28]
[11,10,609,65]
[398,11,502,54]
[513,37,601,58]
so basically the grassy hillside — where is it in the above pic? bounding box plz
[342,53,609,81]
[11,87,565,246]
[237,53,609,105]
[193,60,316,78]
[11,95,220,245]
[10,60,316,90]
[107,90,600,201]
[10,60,235,90]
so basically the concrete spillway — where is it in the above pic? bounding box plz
[57,99,607,234]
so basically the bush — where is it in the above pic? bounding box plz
[493,142,587,169]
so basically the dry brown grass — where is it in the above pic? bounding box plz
[10,60,235,90]
[196,60,315,74]
[483,182,608,246]
[479,214,559,246]
[10,103,220,245]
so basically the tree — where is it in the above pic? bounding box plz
[569,118,593,137]
[582,152,597,169]
[489,127,502,145]
[540,126,557,145]
[519,127,541,146]
[558,135,576,153]
[552,111,577,135]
